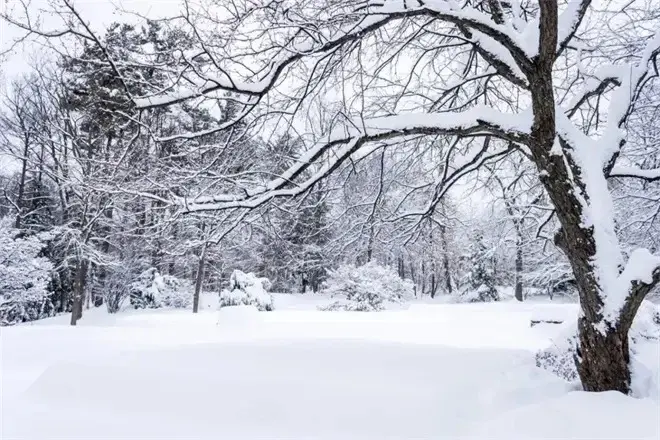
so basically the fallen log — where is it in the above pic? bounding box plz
[530,319,564,327]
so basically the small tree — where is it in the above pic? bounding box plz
[459,232,499,302]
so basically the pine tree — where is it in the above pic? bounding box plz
[460,232,499,302]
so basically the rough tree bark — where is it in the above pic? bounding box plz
[14,135,30,229]
[495,173,525,302]
[192,243,207,314]
[439,223,452,294]
[514,236,523,302]
[70,258,89,326]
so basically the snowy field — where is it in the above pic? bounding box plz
[2,294,659,439]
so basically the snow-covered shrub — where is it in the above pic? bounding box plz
[458,284,500,303]
[318,262,414,311]
[103,267,131,313]
[536,301,660,395]
[534,323,580,382]
[101,259,147,313]
[0,218,54,326]
[129,268,192,309]
[219,270,274,311]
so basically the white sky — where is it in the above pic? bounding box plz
[0,1,186,175]
[1,0,184,84]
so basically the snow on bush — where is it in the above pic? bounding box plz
[129,268,192,309]
[536,300,660,397]
[0,218,55,326]
[318,262,414,312]
[219,270,274,311]
[458,284,500,303]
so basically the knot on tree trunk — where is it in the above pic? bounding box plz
[553,227,567,252]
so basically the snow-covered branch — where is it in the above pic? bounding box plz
[133,0,542,111]
[180,107,531,212]
[370,0,534,73]
[609,166,660,182]
[611,249,660,329]
[556,0,592,57]
[133,12,397,109]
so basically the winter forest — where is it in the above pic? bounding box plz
[1,0,660,438]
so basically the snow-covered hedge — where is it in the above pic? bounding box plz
[536,301,660,397]
[318,262,414,312]
[0,218,55,326]
[129,268,192,309]
[219,270,274,311]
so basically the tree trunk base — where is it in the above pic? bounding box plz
[577,317,631,393]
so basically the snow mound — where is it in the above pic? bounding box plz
[5,300,658,439]
[530,304,578,325]
[468,391,660,439]
[5,339,572,440]
[216,304,261,329]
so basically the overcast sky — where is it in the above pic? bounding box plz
[1,0,183,83]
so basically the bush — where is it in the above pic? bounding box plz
[534,324,580,382]
[219,270,274,311]
[102,264,134,313]
[457,284,500,303]
[0,218,54,326]
[318,262,414,311]
[129,268,192,309]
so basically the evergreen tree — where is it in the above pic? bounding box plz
[460,232,499,302]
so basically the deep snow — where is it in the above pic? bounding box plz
[2,294,658,439]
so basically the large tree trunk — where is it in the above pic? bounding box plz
[530,0,650,393]
[366,223,374,263]
[514,223,523,302]
[14,137,30,229]
[547,174,639,393]
[94,205,113,307]
[576,319,630,392]
[70,259,89,326]
[430,265,437,299]
[421,260,426,296]
[440,224,453,294]
[192,244,207,313]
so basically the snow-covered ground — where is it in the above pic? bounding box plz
[2,294,658,439]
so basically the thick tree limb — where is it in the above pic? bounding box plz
[180,108,531,212]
